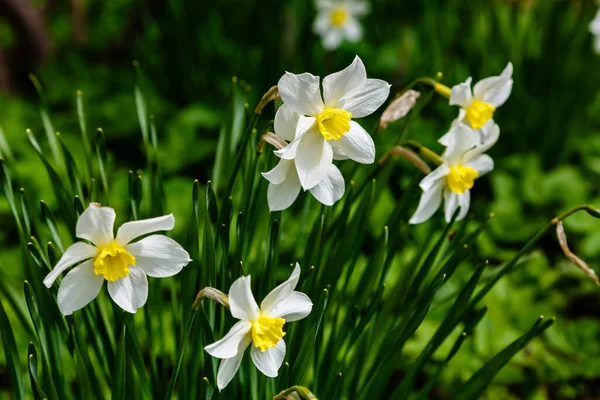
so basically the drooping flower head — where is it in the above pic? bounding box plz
[204,264,312,390]
[43,205,191,315]
[444,63,513,132]
[275,56,390,191]
[313,0,369,50]
[409,123,499,224]
[591,7,600,54]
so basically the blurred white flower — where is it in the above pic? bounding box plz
[204,264,312,390]
[409,123,499,224]
[275,56,390,190]
[43,205,191,315]
[313,0,369,50]
[591,8,600,53]
[443,63,513,134]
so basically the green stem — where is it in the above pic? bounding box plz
[398,140,443,166]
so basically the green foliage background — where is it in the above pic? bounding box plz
[1,0,600,399]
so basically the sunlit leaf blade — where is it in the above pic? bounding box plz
[28,343,49,400]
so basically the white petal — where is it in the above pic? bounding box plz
[76,206,115,246]
[441,124,478,166]
[269,291,313,322]
[277,72,324,116]
[107,268,148,313]
[115,214,175,245]
[419,164,450,192]
[216,335,252,391]
[43,242,98,288]
[347,0,370,15]
[409,180,444,225]
[343,18,362,42]
[473,63,513,107]
[125,235,191,278]
[330,142,349,160]
[204,321,252,359]
[456,190,471,221]
[261,263,300,316]
[444,190,460,223]
[250,338,286,378]
[267,173,302,212]
[313,12,330,35]
[309,164,345,206]
[465,154,494,176]
[463,122,499,162]
[322,29,343,50]
[337,79,391,119]
[56,260,103,316]
[262,158,294,185]
[274,105,299,142]
[274,116,316,160]
[322,56,367,108]
[449,78,473,108]
[295,129,333,190]
[334,121,374,164]
[229,275,260,321]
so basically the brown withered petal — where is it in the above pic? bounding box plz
[258,132,287,152]
[379,90,421,131]
[556,221,600,287]
[255,85,280,114]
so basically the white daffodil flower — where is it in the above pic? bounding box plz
[313,0,369,50]
[204,263,312,391]
[409,123,499,224]
[262,107,345,211]
[445,63,513,133]
[275,56,390,190]
[262,157,344,211]
[591,8,600,53]
[43,205,191,315]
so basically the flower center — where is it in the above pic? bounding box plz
[251,314,286,352]
[93,241,135,282]
[447,165,479,194]
[316,108,352,141]
[464,99,495,130]
[330,8,348,27]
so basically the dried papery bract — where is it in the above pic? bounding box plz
[379,90,421,131]
[272,386,318,400]
[555,220,600,287]
[258,132,287,152]
[255,85,280,114]
[192,286,230,310]
[378,145,431,175]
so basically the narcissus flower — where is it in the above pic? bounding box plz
[313,0,369,50]
[409,124,498,224]
[262,157,344,211]
[43,205,191,315]
[591,8,600,53]
[205,264,312,390]
[275,56,390,190]
[262,106,344,211]
[436,63,513,133]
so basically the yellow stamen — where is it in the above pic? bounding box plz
[93,241,135,282]
[447,165,479,194]
[464,99,495,129]
[330,8,348,27]
[316,108,352,140]
[251,314,286,352]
